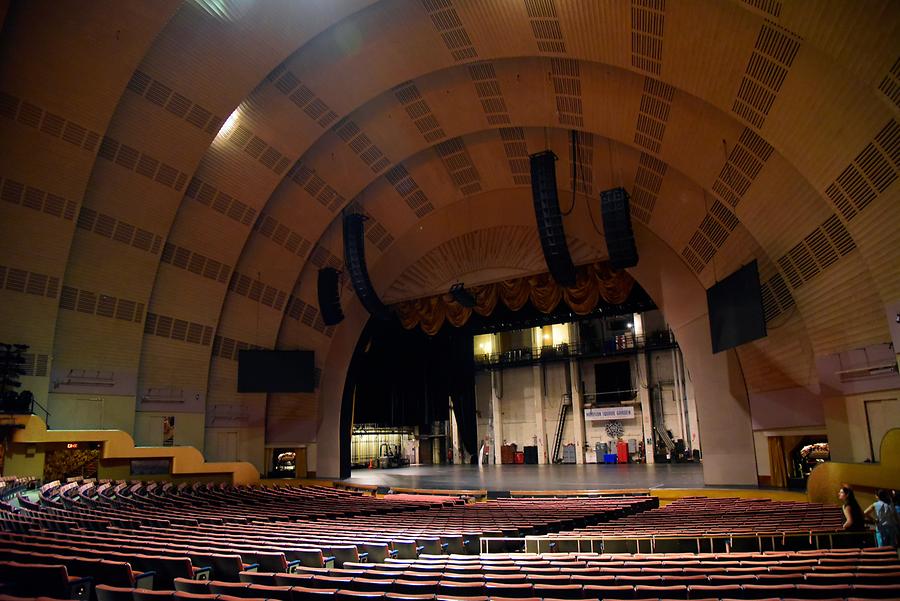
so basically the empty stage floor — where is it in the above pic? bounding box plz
[345,462,707,492]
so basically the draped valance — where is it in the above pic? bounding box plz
[394,262,634,335]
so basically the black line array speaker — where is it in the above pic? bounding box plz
[343,213,391,320]
[530,150,577,287]
[600,187,639,269]
[317,267,344,326]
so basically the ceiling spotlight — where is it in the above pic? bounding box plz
[626,322,634,329]
[449,283,476,308]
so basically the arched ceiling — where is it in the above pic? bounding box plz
[1,0,899,421]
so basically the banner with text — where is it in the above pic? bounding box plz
[584,406,635,421]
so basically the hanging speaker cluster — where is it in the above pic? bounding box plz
[317,267,344,326]
[530,150,577,287]
[343,213,391,320]
[449,283,476,308]
[600,187,639,269]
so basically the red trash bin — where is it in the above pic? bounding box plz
[514,451,525,464]
[616,440,629,464]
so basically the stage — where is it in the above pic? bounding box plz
[345,462,707,492]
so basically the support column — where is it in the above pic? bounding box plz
[636,353,655,464]
[490,368,503,465]
[569,358,586,463]
[532,364,548,464]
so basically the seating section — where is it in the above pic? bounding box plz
[0,479,894,601]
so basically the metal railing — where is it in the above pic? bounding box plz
[474,331,677,370]
[480,530,876,554]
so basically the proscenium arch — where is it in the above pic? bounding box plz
[311,187,759,484]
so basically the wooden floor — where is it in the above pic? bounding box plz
[344,462,708,492]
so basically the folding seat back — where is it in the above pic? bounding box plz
[334,591,386,601]
[134,590,176,601]
[174,577,211,593]
[255,551,290,573]
[359,544,394,564]
[391,541,419,560]
[0,560,91,601]
[95,584,136,601]
[247,584,292,601]
[208,580,251,596]
[441,536,466,556]
[295,548,327,568]
[332,545,362,568]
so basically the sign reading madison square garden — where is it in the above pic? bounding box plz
[584,406,635,421]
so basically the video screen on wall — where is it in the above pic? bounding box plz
[706,260,767,354]
[237,350,315,393]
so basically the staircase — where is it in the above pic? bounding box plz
[551,394,571,463]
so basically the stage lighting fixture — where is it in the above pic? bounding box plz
[449,283,476,308]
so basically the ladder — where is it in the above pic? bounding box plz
[655,425,675,452]
[552,394,571,463]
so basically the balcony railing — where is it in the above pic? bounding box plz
[474,330,677,370]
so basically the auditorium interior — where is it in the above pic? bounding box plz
[1,1,899,599]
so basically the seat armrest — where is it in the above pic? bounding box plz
[416,546,425,554]
[389,549,399,558]
[441,543,449,550]
[323,555,335,569]
[134,571,156,589]
[242,563,260,572]
[358,552,369,562]
[286,559,303,573]
[194,566,212,580]
[68,576,93,601]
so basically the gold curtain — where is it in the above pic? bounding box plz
[395,261,635,334]
[768,436,788,488]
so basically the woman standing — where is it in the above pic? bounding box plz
[838,485,866,531]
[865,489,899,547]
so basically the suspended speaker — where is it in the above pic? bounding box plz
[530,150,577,287]
[449,283,476,308]
[343,213,391,320]
[600,187,639,269]
[317,267,344,326]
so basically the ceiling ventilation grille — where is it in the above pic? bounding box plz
[332,119,392,173]
[569,131,594,194]
[224,125,291,176]
[741,0,782,18]
[877,57,900,110]
[550,58,583,127]
[0,264,60,300]
[631,0,665,75]
[285,295,334,338]
[97,136,189,191]
[1,177,78,222]
[435,137,483,195]
[211,335,266,361]
[287,162,346,213]
[393,81,446,143]
[144,312,213,346]
[264,64,339,128]
[713,128,774,207]
[421,0,478,61]
[824,119,899,220]
[0,91,100,153]
[252,213,312,258]
[59,285,143,323]
[76,207,162,256]
[469,62,511,125]
[759,271,794,322]
[680,200,740,273]
[525,0,567,54]
[630,152,668,224]
[731,21,801,129]
[227,271,288,311]
[384,164,436,218]
[633,77,674,154]
[499,127,531,186]
[775,214,856,290]
[126,70,224,134]
[160,241,230,284]
[185,176,257,226]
